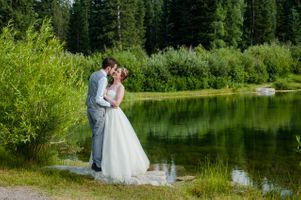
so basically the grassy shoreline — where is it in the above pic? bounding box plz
[0,161,275,200]
[124,83,301,102]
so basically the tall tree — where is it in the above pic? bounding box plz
[96,0,145,50]
[0,0,36,33]
[223,0,245,48]
[0,0,12,30]
[243,0,276,46]
[89,0,106,51]
[33,0,70,41]
[193,0,219,49]
[144,0,163,53]
[276,0,290,42]
[210,2,227,48]
[67,0,90,54]
[289,6,301,45]
[52,0,71,41]
[168,0,194,47]
[160,0,172,47]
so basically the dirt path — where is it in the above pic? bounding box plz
[0,187,50,200]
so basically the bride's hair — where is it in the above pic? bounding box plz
[108,67,129,86]
[120,67,129,82]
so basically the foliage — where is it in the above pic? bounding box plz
[243,0,276,46]
[34,0,71,42]
[242,53,268,83]
[297,135,301,154]
[187,159,230,198]
[290,45,301,74]
[143,47,209,91]
[244,43,293,81]
[90,44,300,92]
[67,0,90,54]
[273,80,290,90]
[1,0,301,55]
[208,48,244,88]
[0,20,85,161]
[0,0,36,35]
[102,47,147,92]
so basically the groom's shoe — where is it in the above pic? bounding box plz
[91,163,102,172]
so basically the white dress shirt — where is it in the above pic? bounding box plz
[95,70,111,107]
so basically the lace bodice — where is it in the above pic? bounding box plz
[107,89,117,100]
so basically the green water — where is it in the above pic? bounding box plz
[69,92,301,193]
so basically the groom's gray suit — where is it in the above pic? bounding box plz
[86,70,111,168]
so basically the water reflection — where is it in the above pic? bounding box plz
[231,168,293,198]
[69,92,301,193]
[231,168,253,186]
[152,159,177,183]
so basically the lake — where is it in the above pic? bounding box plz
[68,92,301,193]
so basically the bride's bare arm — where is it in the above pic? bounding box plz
[105,85,125,107]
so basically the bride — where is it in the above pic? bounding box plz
[101,67,150,183]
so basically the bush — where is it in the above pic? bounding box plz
[143,52,173,91]
[208,48,244,88]
[245,43,293,81]
[273,80,290,90]
[242,53,268,83]
[0,20,84,161]
[101,47,147,92]
[290,46,301,74]
[143,47,209,91]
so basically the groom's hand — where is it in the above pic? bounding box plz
[111,104,118,109]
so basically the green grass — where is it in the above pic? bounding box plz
[0,167,184,200]
[1,155,298,200]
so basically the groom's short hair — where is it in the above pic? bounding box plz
[102,57,118,69]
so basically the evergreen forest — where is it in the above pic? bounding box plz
[1,0,301,54]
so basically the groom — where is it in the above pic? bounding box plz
[86,57,118,172]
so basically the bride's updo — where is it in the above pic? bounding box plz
[120,67,129,82]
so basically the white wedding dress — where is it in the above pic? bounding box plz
[101,89,150,183]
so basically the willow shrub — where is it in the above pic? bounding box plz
[208,48,244,88]
[290,45,301,74]
[143,47,209,91]
[241,53,268,83]
[244,43,293,81]
[0,21,85,161]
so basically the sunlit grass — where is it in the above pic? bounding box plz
[182,159,287,200]
[0,166,184,200]
[1,152,300,199]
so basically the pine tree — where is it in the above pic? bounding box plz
[161,0,172,47]
[33,0,70,42]
[67,0,90,54]
[210,2,226,48]
[135,0,145,47]
[0,0,36,33]
[144,0,155,52]
[289,6,301,45]
[89,0,106,51]
[99,0,145,50]
[243,0,276,45]
[52,0,71,41]
[168,0,195,47]
[193,0,218,49]
[0,0,12,29]
[276,0,290,42]
[223,0,245,48]
[144,0,164,53]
